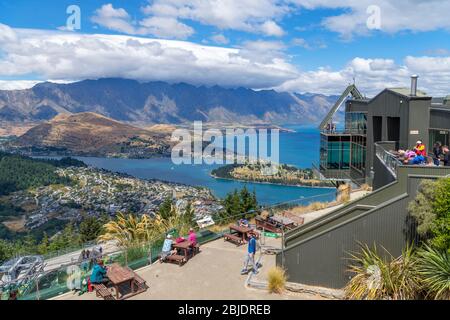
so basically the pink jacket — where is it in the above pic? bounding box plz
[188,232,197,245]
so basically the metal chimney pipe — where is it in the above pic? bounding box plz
[410,75,418,96]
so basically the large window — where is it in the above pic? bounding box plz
[429,129,449,151]
[351,135,367,173]
[345,112,367,134]
[320,135,350,170]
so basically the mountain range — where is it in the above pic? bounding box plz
[0,78,338,125]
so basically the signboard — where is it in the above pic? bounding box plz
[410,130,419,135]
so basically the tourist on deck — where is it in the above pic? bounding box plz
[239,218,249,228]
[188,228,197,246]
[241,233,258,275]
[160,234,176,262]
[442,145,450,166]
[188,228,198,255]
[90,259,109,285]
[432,142,443,166]
[409,140,426,165]
[424,156,436,166]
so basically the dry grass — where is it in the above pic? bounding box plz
[286,201,334,215]
[267,266,287,294]
[337,184,351,203]
[359,183,372,191]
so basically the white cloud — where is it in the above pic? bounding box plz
[139,16,194,39]
[259,20,285,37]
[0,80,41,90]
[210,34,229,45]
[291,38,310,49]
[91,4,136,35]
[277,56,450,96]
[289,0,450,38]
[0,80,73,90]
[91,3,193,39]
[0,24,297,89]
[142,0,288,36]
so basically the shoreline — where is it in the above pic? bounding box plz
[209,172,336,189]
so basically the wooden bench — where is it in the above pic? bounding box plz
[224,233,244,245]
[193,243,200,255]
[133,273,149,291]
[123,267,149,292]
[92,283,114,300]
[166,254,186,266]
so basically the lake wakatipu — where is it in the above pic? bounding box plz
[41,125,336,205]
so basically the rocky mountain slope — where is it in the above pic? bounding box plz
[8,112,172,158]
[0,78,338,125]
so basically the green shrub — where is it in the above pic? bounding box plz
[345,244,420,300]
[408,177,450,252]
[416,245,450,300]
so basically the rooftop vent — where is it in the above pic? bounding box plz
[410,75,418,96]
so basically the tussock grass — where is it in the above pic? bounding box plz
[267,266,287,294]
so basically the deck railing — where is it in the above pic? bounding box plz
[375,142,402,178]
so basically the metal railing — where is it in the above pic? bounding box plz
[320,129,367,135]
[375,142,402,178]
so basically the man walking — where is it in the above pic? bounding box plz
[241,233,258,275]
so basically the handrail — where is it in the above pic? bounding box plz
[320,129,367,135]
[374,142,402,178]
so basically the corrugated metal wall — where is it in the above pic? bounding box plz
[278,166,450,289]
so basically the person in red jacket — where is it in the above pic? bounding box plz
[410,140,426,164]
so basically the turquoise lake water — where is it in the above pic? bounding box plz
[63,125,336,205]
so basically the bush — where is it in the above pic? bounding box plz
[408,177,450,252]
[345,244,420,300]
[267,266,287,294]
[416,245,450,300]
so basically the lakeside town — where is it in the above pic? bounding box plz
[4,166,223,232]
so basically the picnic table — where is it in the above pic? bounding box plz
[106,263,146,300]
[229,225,259,242]
[270,215,297,229]
[172,240,194,262]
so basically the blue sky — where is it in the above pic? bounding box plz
[0,1,449,95]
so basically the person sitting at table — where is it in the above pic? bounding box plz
[176,236,186,244]
[160,234,177,262]
[239,218,249,228]
[188,228,197,246]
[187,228,198,255]
[90,259,109,285]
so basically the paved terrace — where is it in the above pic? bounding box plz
[54,237,327,300]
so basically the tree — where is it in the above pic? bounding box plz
[22,234,37,255]
[0,239,14,263]
[183,202,196,227]
[158,196,175,220]
[408,177,450,252]
[98,213,153,248]
[48,223,80,252]
[37,232,49,255]
[218,187,258,224]
[79,216,103,243]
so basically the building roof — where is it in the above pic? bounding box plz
[387,87,429,98]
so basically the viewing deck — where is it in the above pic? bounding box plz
[53,238,328,300]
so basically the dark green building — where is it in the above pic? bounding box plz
[278,76,450,288]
